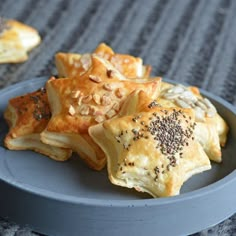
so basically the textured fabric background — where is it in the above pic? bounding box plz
[0,0,236,235]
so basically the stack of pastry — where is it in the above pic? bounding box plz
[4,43,228,198]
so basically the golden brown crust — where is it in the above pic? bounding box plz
[41,55,161,170]
[2,41,229,198]
[4,86,72,161]
[0,18,41,63]
[55,43,151,80]
[89,94,211,197]
[94,43,152,79]
[55,52,83,78]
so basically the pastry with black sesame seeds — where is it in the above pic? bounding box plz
[4,80,72,161]
[89,91,211,197]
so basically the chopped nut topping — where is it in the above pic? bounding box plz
[104,82,119,91]
[71,90,80,98]
[89,75,102,83]
[79,105,90,115]
[82,95,92,103]
[112,102,120,111]
[68,105,76,116]
[106,108,117,118]
[107,69,114,78]
[77,94,84,106]
[116,88,125,98]
[93,94,101,104]
[94,110,104,116]
[88,105,96,115]
[103,83,113,91]
[95,115,105,123]
[101,94,111,106]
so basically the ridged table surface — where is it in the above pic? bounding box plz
[0,0,236,235]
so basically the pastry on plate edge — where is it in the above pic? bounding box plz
[4,84,72,161]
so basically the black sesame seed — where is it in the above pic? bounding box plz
[146,109,195,166]
[148,101,160,108]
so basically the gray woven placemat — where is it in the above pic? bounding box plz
[0,0,236,235]
[0,214,236,236]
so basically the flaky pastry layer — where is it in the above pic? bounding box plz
[0,18,41,63]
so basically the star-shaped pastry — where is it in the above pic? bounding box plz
[41,55,161,170]
[4,85,72,161]
[89,90,211,197]
[55,43,151,80]
[94,43,151,79]
[0,18,41,63]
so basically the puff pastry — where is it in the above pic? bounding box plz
[4,85,72,161]
[158,82,228,162]
[0,18,41,63]
[41,54,161,170]
[89,91,211,197]
[55,43,151,80]
[55,52,83,78]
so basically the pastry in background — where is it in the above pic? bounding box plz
[55,43,151,80]
[89,90,211,197]
[41,54,161,170]
[94,43,151,79]
[0,17,41,63]
[4,83,72,161]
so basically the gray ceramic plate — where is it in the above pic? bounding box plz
[0,77,235,236]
